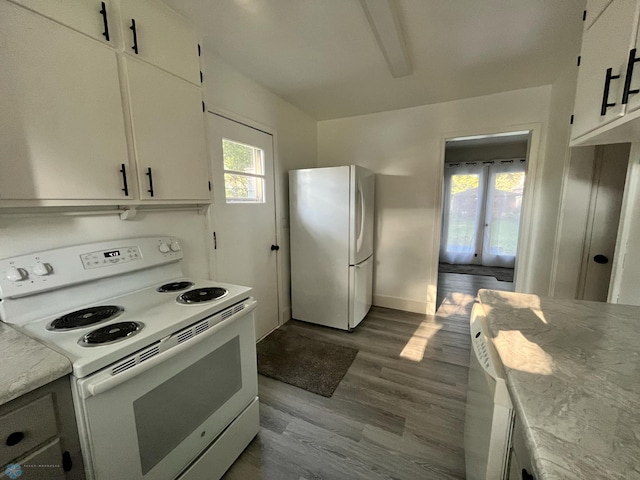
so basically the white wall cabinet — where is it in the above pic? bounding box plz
[0,2,132,201]
[0,0,210,205]
[126,58,210,201]
[571,0,640,141]
[118,0,201,85]
[8,0,119,46]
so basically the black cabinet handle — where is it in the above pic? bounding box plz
[271,245,280,251]
[146,167,154,197]
[62,451,72,472]
[99,2,110,41]
[119,163,129,196]
[601,68,620,115]
[130,18,139,54]
[6,432,24,446]
[622,48,640,104]
[594,254,609,264]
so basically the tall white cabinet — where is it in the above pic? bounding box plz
[0,0,210,205]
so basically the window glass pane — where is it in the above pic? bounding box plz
[222,139,264,175]
[447,174,480,253]
[488,172,525,255]
[224,173,264,203]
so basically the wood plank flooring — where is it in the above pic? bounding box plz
[223,274,513,480]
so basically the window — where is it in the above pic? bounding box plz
[222,139,265,203]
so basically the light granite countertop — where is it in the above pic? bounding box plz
[477,289,640,480]
[0,322,71,406]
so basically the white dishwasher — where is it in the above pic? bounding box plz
[464,303,515,480]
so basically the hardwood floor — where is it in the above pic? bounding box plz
[223,274,513,480]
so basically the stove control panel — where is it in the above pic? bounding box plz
[81,246,142,270]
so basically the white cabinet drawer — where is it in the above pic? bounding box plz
[0,395,58,467]
[8,0,118,46]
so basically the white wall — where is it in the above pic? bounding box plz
[532,62,579,295]
[202,51,318,322]
[0,209,210,278]
[318,85,554,314]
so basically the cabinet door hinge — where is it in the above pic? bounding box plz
[208,181,212,191]
[198,44,201,56]
[213,232,217,249]
[582,10,586,21]
[202,101,205,112]
[200,71,203,83]
[570,114,574,125]
[577,55,581,67]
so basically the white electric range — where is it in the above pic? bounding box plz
[0,236,259,480]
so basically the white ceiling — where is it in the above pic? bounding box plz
[163,0,585,120]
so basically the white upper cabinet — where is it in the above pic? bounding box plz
[571,0,640,141]
[0,2,131,200]
[126,58,210,201]
[118,0,201,85]
[584,0,613,30]
[8,0,119,46]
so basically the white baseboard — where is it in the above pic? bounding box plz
[372,294,430,315]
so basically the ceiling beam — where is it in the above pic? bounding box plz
[360,0,412,78]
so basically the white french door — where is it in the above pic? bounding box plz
[441,160,526,268]
[207,113,279,340]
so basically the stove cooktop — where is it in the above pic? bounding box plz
[13,278,252,378]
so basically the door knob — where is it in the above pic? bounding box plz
[270,245,280,251]
[593,254,609,264]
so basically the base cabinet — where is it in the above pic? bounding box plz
[508,415,536,480]
[0,377,84,480]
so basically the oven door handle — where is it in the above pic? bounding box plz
[81,299,257,398]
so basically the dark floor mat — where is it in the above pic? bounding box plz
[438,263,514,282]
[257,328,358,397]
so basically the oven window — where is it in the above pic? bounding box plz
[133,336,242,474]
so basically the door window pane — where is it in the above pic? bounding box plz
[487,172,525,256]
[447,174,480,253]
[222,139,265,203]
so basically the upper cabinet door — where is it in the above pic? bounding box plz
[125,58,210,201]
[8,0,119,46]
[584,0,613,31]
[119,0,200,85]
[571,0,640,140]
[0,3,131,200]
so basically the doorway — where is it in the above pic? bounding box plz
[207,113,280,340]
[436,130,530,308]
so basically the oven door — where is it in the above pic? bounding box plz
[74,300,258,480]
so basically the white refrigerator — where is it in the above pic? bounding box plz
[289,165,375,330]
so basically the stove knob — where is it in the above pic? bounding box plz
[158,242,170,253]
[170,241,181,252]
[6,267,27,282]
[33,262,51,276]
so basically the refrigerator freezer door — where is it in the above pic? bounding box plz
[349,255,373,329]
[350,166,375,265]
[290,167,351,330]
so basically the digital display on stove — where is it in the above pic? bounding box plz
[103,250,121,258]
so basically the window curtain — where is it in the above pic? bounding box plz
[481,160,526,268]
[440,162,487,265]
